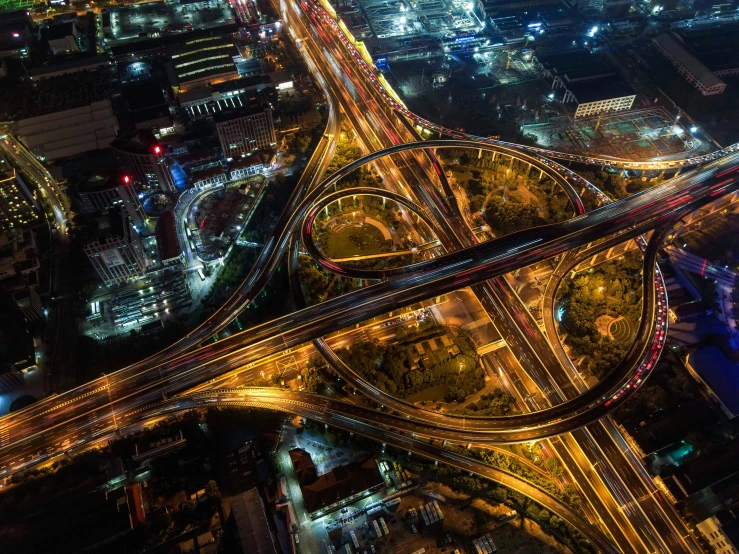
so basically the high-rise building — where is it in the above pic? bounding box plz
[214,105,276,159]
[154,210,183,267]
[111,131,179,193]
[83,207,146,287]
[76,174,147,229]
[0,157,40,232]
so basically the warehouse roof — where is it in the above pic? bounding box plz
[652,33,723,89]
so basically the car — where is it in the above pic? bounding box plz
[370,546,376,553]
[412,524,417,533]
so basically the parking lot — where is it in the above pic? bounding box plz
[81,273,192,340]
[107,0,232,42]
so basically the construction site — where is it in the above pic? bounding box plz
[523,107,714,161]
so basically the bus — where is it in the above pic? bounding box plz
[373,520,382,537]
[350,530,359,549]
[379,517,389,536]
[197,268,206,281]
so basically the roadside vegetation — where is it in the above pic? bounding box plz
[437,148,575,236]
[555,251,644,380]
[452,389,515,416]
[329,323,484,401]
[385,448,595,553]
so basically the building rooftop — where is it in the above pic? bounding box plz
[676,23,739,74]
[212,102,270,124]
[48,21,76,40]
[230,488,277,554]
[155,210,181,262]
[566,76,634,103]
[652,33,723,89]
[667,435,739,497]
[12,100,118,162]
[109,23,239,57]
[172,35,237,85]
[229,154,265,171]
[111,129,161,156]
[28,54,112,79]
[289,448,384,514]
[688,345,739,417]
[536,49,616,82]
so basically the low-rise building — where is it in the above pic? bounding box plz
[190,166,227,191]
[13,100,119,162]
[230,488,278,554]
[288,448,385,518]
[652,33,726,96]
[229,154,270,180]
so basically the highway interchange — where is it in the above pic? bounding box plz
[2,1,739,551]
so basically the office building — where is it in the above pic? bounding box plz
[696,512,739,554]
[0,10,36,59]
[536,49,635,117]
[111,131,179,193]
[171,35,238,92]
[652,33,726,96]
[215,105,275,158]
[154,210,183,266]
[47,21,80,56]
[13,100,119,162]
[83,207,146,287]
[0,161,39,231]
[76,175,146,228]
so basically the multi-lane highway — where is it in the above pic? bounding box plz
[303,0,723,172]
[2,3,739,550]
[2,141,739,479]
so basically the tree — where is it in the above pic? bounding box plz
[205,480,221,500]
